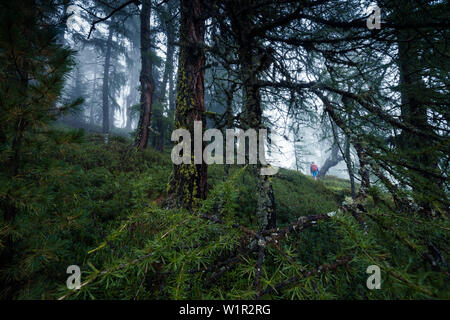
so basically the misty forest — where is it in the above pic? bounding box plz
[0,0,449,300]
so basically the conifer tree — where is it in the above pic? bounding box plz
[0,0,80,298]
[167,0,207,209]
[134,0,154,150]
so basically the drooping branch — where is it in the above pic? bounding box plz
[87,0,140,39]
[259,255,353,296]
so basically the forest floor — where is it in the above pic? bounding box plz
[5,127,446,300]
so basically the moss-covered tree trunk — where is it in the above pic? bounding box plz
[134,0,154,150]
[167,0,207,210]
[231,3,276,230]
[241,47,277,230]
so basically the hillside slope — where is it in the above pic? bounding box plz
[1,130,447,300]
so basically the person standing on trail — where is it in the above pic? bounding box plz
[310,161,319,181]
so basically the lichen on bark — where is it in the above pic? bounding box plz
[167,0,207,210]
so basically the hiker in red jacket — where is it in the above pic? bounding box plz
[310,162,319,181]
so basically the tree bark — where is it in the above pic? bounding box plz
[167,0,207,209]
[134,0,154,150]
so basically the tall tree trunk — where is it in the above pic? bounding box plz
[102,26,113,135]
[126,61,139,130]
[344,136,356,198]
[58,0,70,45]
[397,27,445,214]
[167,0,207,209]
[134,0,154,150]
[318,142,343,177]
[223,83,236,179]
[230,2,276,230]
[167,1,177,129]
[354,141,370,198]
[125,92,133,130]
[168,67,176,120]
[74,66,84,124]
[90,60,97,125]
[153,2,176,151]
[241,49,277,230]
[1,1,34,298]
[154,31,174,151]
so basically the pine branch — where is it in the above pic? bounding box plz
[259,256,353,296]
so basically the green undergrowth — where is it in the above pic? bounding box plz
[1,129,448,299]
[57,163,449,300]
